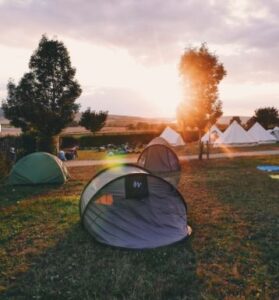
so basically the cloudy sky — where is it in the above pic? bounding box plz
[0,0,278,118]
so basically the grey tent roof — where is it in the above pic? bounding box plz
[147,136,171,147]
[80,164,189,249]
[138,137,181,173]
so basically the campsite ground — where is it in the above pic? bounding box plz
[0,155,278,299]
[76,142,279,160]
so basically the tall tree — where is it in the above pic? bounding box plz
[79,108,108,135]
[2,35,82,153]
[177,43,226,159]
[253,107,279,129]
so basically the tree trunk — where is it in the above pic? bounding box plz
[198,129,203,160]
[206,141,210,159]
[207,122,212,159]
[37,135,58,154]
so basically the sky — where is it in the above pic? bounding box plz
[0,0,279,118]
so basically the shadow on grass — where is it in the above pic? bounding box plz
[2,223,202,300]
[182,156,279,298]
[0,183,63,208]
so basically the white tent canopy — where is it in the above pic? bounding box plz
[201,125,222,143]
[160,127,185,146]
[248,122,276,144]
[214,121,257,147]
[270,126,279,141]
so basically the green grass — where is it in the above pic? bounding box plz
[0,156,278,299]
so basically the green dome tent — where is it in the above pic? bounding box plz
[9,152,68,185]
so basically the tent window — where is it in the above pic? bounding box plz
[125,174,149,199]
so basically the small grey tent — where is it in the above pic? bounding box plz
[80,164,190,249]
[137,137,180,173]
[137,137,181,186]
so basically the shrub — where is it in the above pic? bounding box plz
[60,132,159,149]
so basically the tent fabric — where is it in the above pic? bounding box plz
[248,122,276,144]
[214,121,257,147]
[270,126,279,141]
[160,127,185,146]
[9,152,68,185]
[147,136,170,147]
[80,164,189,249]
[138,137,180,173]
[201,125,222,143]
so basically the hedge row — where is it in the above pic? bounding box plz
[0,152,11,180]
[0,130,200,153]
[60,132,159,149]
[60,130,200,149]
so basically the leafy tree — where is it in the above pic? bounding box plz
[230,116,242,125]
[253,107,279,129]
[177,43,226,159]
[79,108,108,135]
[2,35,82,153]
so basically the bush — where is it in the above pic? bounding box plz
[0,134,37,160]
[60,132,159,149]
[60,136,79,148]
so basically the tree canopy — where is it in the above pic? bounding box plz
[252,107,279,129]
[79,108,108,134]
[2,35,82,152]
[177,44,226,133]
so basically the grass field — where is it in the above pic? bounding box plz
[0,156,279,299]
[76,143,279,160]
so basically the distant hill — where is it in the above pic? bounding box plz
[74,113,174,126]
[1,109,251,127]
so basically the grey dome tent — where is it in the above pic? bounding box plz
[137,137,180,173]
[137,137,181,186]
[80,164,190,249]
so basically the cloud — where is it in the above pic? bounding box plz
[0,0,278,116]
[0,1,278,77]
[80,87,160,117]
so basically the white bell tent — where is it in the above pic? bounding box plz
[214,121,257,147]
[248,122,276,144]
[160,127,185,146]
[270,126,279,141]
[201,125,222,143]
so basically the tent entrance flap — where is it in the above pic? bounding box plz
[125,174,149,199]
